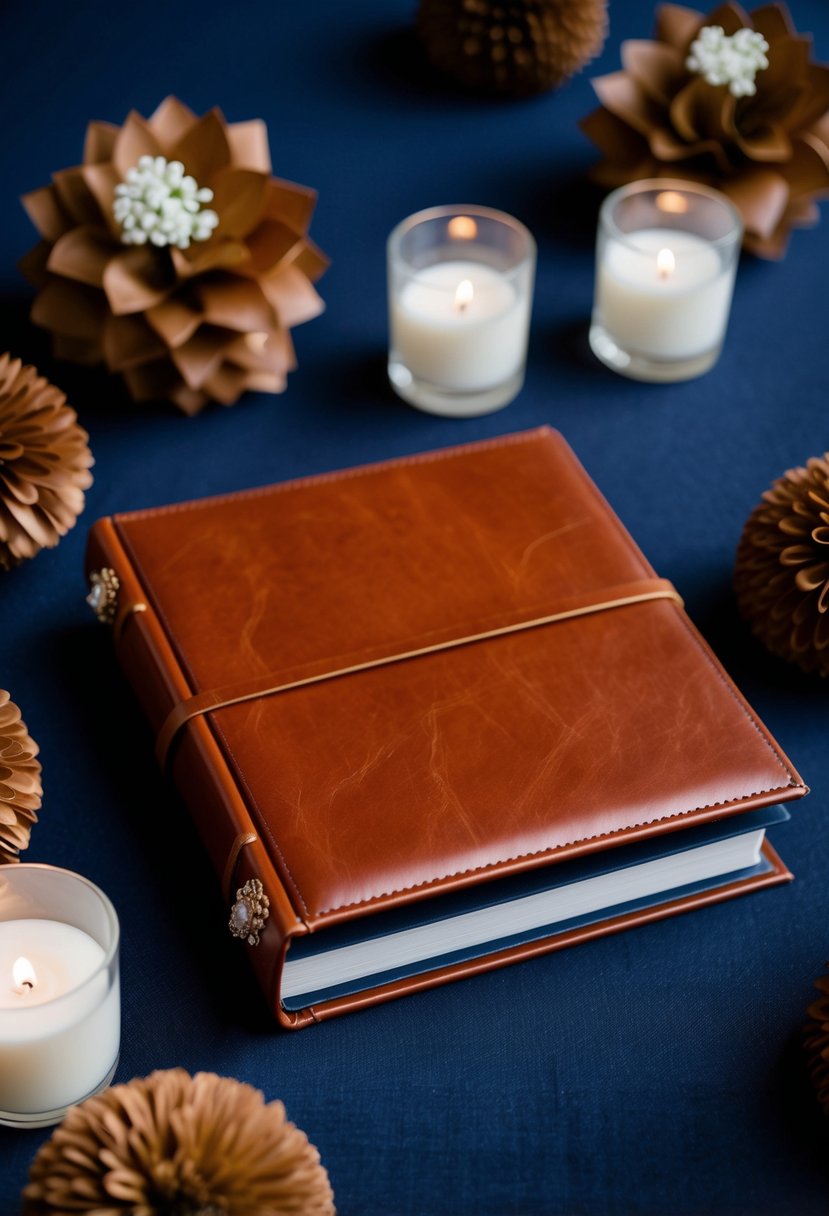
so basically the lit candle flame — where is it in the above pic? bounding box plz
[12,956,36,992]
[454,279,474,312]
[657,248,676,279]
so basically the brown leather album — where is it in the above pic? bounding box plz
[85,427,806,1028]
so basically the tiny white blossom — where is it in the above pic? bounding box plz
[113,156,219,249]
[686,25,769,98]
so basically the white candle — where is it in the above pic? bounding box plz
[0,919,120,1116]
[596,228,736,361]
[391,260,529,393]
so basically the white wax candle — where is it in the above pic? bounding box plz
[0,919,120,1115]
[597,228,736,360]
[391,261,529,391]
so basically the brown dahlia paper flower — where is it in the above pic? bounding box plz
[805,970,829,1118]
[417,0,608,97]
[734,453,829,675]
[0,352,93,570]
[20,97,329,415]
[23,1069,336,1216]
[0,690,42,864]
[581,3,829,258]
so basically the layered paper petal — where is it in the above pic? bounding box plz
[291,240,330,284]
[259,266,325,328]
[582,2,829,257]
[169,326,236,389]
[0,690,42,863]
[48,227,112,287]
[52,168,104,228]
[0,354,93,571]
[244,220,304,274]
[103,314,167,371]
[83,121,119,166]
[722,168,788,237]
[198,276,275,331]
[21,187,73,242]
[82,163,125,238]
[103,248,175,316]
[622,40,687,104]
[209,168,269,238]
[171,110,232,184]
[112,112,162,178]
[32,278,106,340]
[147,96,198,149]
[655,4,704,51]
[145,296,203,348]
[20,99,328,412]
[227,120,272,173]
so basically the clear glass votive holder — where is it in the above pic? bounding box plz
[0,864,120,1128]
[590,180,743,383]
[387,204,536,417]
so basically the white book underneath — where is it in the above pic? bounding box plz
[280,807,784,1009]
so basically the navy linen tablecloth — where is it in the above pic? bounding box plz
[2,1,829,1212]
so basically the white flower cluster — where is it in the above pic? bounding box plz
[113,155,220,249]
[686,25,769,97]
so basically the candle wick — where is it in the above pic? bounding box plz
[656,248,676,280]
[453,278,474,313]
[21,979,33,989]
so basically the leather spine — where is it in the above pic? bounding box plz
[85,517,309,1029]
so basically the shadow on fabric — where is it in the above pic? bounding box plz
[43,622,275,1034]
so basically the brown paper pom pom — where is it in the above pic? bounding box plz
[0,690,42,864]
[21,97,329,415]
[734,454,829,675]
[418,0,608,97]
[0,353,93,570]
[23,1069,335,1216]
[805,970,829,1116]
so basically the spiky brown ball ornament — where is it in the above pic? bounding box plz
[417,0,608,97]
[20,97,329,415]
[0,690,42,864]
[0,353,93,570]
[23,1069,335,1216]
[734,454,829,675]
[581,3,829,258]
[805,969,829,1117]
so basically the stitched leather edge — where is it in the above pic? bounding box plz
[312,784,798,916]
[116,428,550,521]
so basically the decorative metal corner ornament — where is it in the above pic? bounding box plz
[229,878,270,946]
[86,568,120,625]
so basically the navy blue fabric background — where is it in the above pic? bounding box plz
[1,1,829,1212]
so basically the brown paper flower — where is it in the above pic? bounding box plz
[0,353,93,570]
[805,969,829,1117]
[20,98,329,415]
[734,453,829,675]
[417,0,608,97]
[0,690,42,864]
[581,3,829,258]
[23,1069,335,1215]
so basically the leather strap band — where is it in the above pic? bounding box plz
[155,578,683,770]
[222,831,258,901]
[113,599,147,646]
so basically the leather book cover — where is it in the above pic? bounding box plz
[85,427,806,1027]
